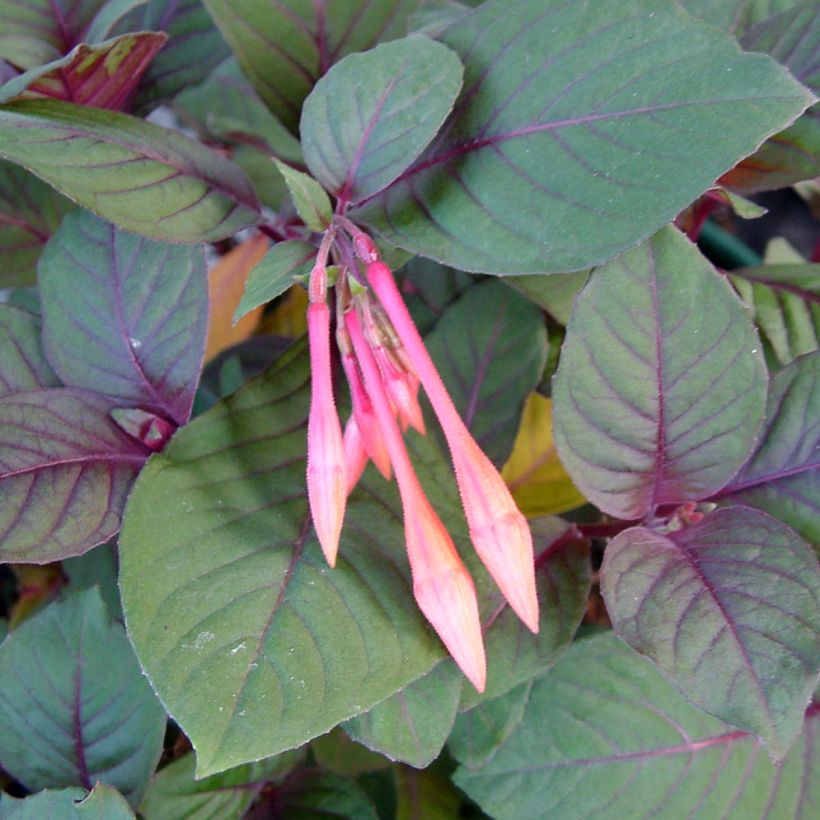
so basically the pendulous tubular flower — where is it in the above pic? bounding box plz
[365,261,540,634]
[306,266,346,568]
[346,306,486,691]
[302,219,538,689]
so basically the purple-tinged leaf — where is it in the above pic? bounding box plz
[39,210,208,425]
[351,0,814,274]
[111,0,231,112]
[553,227,767,519]
[343,661,464,768]
[731,263,819,366]
[202,0,419,133]
[0,33,168,110]
[0,783,136,819]
[722,2,820,192]
[601,507,820,759]
[301,35,463,203]
[0,589,166,808]
[715,352,819,543]
[0,304,59,395]
[0,388,148,562]
[0,159,74,287]
[425,280,548,467]
[0,0,107,69]
[454,633,819,820]
[272,771,378,819]
[0,99,261,242]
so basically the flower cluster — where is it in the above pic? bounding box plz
[306,223,538,691]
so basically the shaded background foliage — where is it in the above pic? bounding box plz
[0,0,818,817]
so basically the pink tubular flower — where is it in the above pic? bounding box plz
[365,261,539,633]
[346,306,486,692]
[307,299,346,568]
[371,343,426,435]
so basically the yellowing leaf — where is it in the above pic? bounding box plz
[205,233,269,361]
[502,392,586,516]
[258,284,309,338]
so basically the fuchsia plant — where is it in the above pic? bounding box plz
[0,0,818,816]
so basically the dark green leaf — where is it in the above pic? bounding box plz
[716,352,819,543]
[0,99,261,242]
[504,271,589,326]
[448,680,532,770]
[62,540,123,621]
[0,784,136,819]
[275,161,332,231]
[343,661,464,768]
[39,210,208,425]
[454,632,819,819]
[0,0,107,69]
[0,33,168,110]
[400,256,473,334]
[301,35,463,202]
[394,767,462,820]
[202,0,418,133]
[234,239,315,321]
[0,304,58,395]
[721,3,820,192]
[118,345,452,777]
[274,770,378,819]
[0,388,148,562]
[425,280,547,466]
[311,728,390,775]
[553,227,767,519]
[680,0,803,34]
[731,263,819,366]
[0,589,166,807]
[139,750,303,820]
[353,0,813,274]
[174,58,303,165]
[602,507,820,759]
[112,0,231,111]
[0,159,74,287]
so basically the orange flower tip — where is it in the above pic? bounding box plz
[414,570,487,693]
[343,417,369,495]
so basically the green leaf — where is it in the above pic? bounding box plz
[731,263,819,366]
[504,271,589,326]
[352,0,814,274]
[139,750,303,820]
[0,784,136,819]
[394,767,462,820]
[454,632,819,819]
[459,517,590,709]
[680,0,802,34]
[0,304,58,395]
[273,770,378,819]
[343,661,464,768]
[0,159,74,287]
[311,728,390,775]
[118,345,451,777]
[62,541,123,621]
[602,507,820,759]
[723,2,820,192]
[234,239,315,322]
[553,227,768,519]
[174,58,303,166]
[0,0,107,69]
[425,280,547,466]
[274,161,332,231]
[301,35,463,202]
[0,33,168,109]
[399,257,473,334]
[717,352,819,543]
[448,680,532,770]
[111,0,231,112]
[0,589,166,807]
[39,210,208,425]
[0,99,261,242]
[0,388,148,563]
[201,0,419,133]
